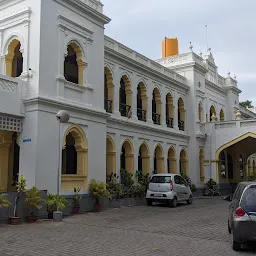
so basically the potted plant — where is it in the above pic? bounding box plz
[89,179,110,212]
[0,193,11,208]
[25,186,43,223]
[46,194,68,219]
[72,187,82,214]
[10,174,26,225]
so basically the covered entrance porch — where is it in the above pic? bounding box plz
[0,115,22,192]
[216,132,256,192]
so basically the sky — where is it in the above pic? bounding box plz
[101,0,256,106]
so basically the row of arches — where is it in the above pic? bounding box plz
[106,136,189,178]
[105,67,186,131]
[198,103,225,122]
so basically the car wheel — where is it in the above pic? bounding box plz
[147,199,153,206]
[186,195,193,205]
[231,231,241,251]
[170,197,177,208]
[228,220,231,234]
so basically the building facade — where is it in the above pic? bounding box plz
[0,0,256,196]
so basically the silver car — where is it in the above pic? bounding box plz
[146,174,193,207]
[224,181,256,251]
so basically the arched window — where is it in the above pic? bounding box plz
[64,42,85,85]
[119,75,132,117]
[178,98,185,131]
[198,103,202,122]
[104,67,114,113]
[137,83,147,122]
[166,93,174,128]
[152,88,161,125]
[210,105,217,122]
[220,109,225,121]
[167,146,176,173]
[61,125,88,190]
[5,39,23,77]
[62,133,77,174]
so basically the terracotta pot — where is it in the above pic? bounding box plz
[95,202,100,212]
[10,216,20,225]
[72,206,80,214]
[27,215,37,223]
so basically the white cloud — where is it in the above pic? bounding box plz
[102,0,256,104]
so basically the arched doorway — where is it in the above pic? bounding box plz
[138,142,150,174]
[64,42,85,85]
[210,105,217,122]
[137,82,147,122]
[119,75,132,117]
[5,39,23,77]
[104,67,114,113]
[166,93,174,128]
[199,149,204,184]
[179,148,188,176]
[152,88,161,125]
[106,136,116,180]
[120,139,134,174]
[167,146,176,173]
[178,98,185,131]
[253,159,256,176]
[154,144,164,174]
[61,125,88,190]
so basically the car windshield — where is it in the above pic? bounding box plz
[240,185,256,213]
[150,176,172,183]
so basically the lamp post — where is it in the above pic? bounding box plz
[53,110,70,222]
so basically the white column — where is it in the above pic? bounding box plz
[173,91,179,129]
[113,69,121,116]
[161,90,167,128]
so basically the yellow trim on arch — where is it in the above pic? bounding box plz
[215,132,256,183]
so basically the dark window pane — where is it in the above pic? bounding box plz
[150,176,172,183]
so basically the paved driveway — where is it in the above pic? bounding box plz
[0,197,255,256]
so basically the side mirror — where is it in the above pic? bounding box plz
[223,195,232,202]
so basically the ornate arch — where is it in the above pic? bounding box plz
[3,33,24,56]
[106,135,116,178]
[179,147,188,176]
[104,66,114,112]
[138,141,150,174]
[64,40,86,85]
[120,138,134,174]
[61,124,88,191]
[154,143,165,174]
[168,145,177,173]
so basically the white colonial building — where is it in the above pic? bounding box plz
[0,0,256,196]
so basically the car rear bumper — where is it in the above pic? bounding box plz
[146,190,175,200]
[233,221,256,243]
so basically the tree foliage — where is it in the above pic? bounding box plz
[239,100,253,108]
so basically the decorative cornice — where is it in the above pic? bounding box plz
[224,85,242,95]
[53,0,111,26]
[205,79,226,95]
[23,96,110,119]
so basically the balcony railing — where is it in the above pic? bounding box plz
[152,113,161,125]
[104,99,112,113]
[166,117,173,128]
[178,120,185,131]
[137,108,147,122]
[119,103,131,117]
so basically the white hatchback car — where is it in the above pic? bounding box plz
[146,174,193,207]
